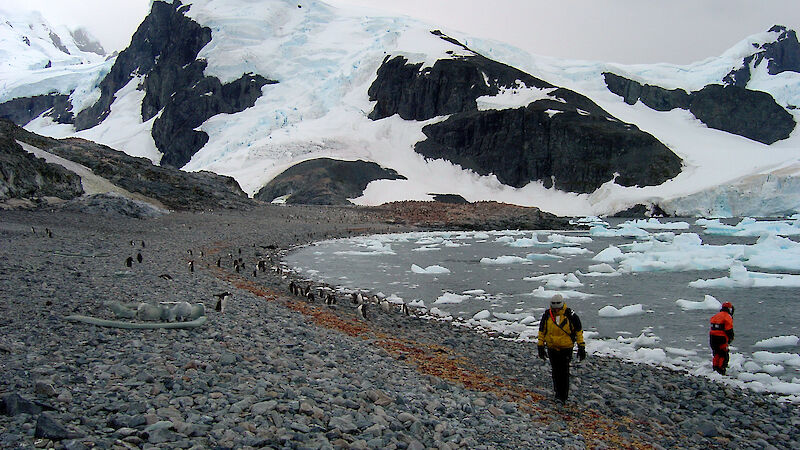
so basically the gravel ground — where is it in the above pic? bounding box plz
[0,205,797,449]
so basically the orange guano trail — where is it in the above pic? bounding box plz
[208,260,652,450]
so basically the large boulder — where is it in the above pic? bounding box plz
[255,158,405,205]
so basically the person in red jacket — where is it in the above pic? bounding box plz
[709,302,735,375]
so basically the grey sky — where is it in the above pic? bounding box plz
[3,0,799,64]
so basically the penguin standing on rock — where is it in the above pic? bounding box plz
[137,252,143,264]
[213,292,231,312]
[188,260,195,273]
[400,303,410,316]
[125,256,133,268]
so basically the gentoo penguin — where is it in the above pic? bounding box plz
[216,258,221,267]
[400,303,410,316]
[129,239,134,246]
[158,273,173,280]
[357,303,368,320]
[141,240,146,248]
[46,228,52,238]
[188,260,195,273]
[252,269,257,278]
[306,291,315,302]
[31,226,36,235]
[326,293,336,306]
[380,299,392,314]
[289,281,297,295]
[136,252,143,264]
[125,256,133,267]
[213,292,231,312]
[187,249,193,256]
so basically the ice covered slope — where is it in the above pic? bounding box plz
[0,9,108,102]
[5,0,800,217]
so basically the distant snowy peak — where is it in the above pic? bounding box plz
[0,9,105,73]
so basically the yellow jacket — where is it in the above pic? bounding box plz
[537,304,585,350]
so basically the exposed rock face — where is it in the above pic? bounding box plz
[0,94,73,126]
[73,0,275,168]
[0,119,83,201]
[255,158,406,205]
[69,28,106,56]
[3,120,252,211]
[369,33,553,121]
[724,25,800,86]
[415,102,681,193]
[368,32,682,194]
[604,73,795,145]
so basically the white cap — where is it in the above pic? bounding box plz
[550,294,564,309]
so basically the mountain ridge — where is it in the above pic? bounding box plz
[1,0,798,216]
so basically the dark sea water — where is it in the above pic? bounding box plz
[286,218,800,397]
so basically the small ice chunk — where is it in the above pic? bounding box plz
[754,335,800,349]
[675,295,722,311]
[411,264,451,274]
[598,304,645,317]
[473,310,491,320]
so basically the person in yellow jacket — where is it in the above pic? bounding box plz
[537,294,586,404]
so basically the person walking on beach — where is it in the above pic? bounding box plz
[709,301,735,375]
[537,294,586,404]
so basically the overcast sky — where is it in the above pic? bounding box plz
[3,0,799,64]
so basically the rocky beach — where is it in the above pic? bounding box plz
[1,205,798,450]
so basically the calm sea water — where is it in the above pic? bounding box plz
[286,219,800,387]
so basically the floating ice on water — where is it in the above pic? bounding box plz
[623,218,690,230]
[586,263,616,273]
[480,255,529,265]
[744,234,800,271]
[593,245,625,263]
[676,294,722,311]
[752,351,800,367]
[411,264,451,274]
[697,217,800,237]
[525,252,561,261]
[428,307,452,318]
[571,216,608,227]
[524,273,583,289]
[530,286,594,299]
[589,224,650,238]
[462,289,486,295]
[689,264,800,288]
[754,336,800,349]
[434,292,470,304]
[598,304,646,317]
[408,299,426,308]
[548,234,593,245]
[762,364,785,374]
[550,247,593,256]
[617,233,744,273]
[334,239,395,256]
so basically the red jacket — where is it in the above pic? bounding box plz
[710,311,734,342]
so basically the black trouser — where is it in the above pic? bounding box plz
[547,347,573,402]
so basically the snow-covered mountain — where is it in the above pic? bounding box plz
[1,0,799,217]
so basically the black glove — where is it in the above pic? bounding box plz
[538,346,547,360]
[577,345,586,361]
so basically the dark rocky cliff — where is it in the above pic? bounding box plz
[73,0,275,168]
[0,119,83,201]
[0,94,73,127]
[369,32,682,193]
[255,158,406,205]
[604,72,795,144]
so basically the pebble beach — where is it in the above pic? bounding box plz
[1,205,797,449]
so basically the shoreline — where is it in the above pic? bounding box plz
[1,206,796,449]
